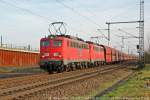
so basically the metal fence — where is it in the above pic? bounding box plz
[0,43,39,52]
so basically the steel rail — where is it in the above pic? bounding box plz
[0,63,122,90]
[0,63,129,100]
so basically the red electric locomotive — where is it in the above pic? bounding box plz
[39,35,90,72]
[88,42,105,66]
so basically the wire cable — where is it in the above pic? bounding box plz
[0,0,101,37]
[108,1,139,21]
[75,0,97,17]
[55,0,102,28]
[0,0,51,22]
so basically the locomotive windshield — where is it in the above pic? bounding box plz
[53,40,62,47]
[41,40,50,47]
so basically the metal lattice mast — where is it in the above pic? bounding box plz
[105,0,144,67]
[139,0,145,67]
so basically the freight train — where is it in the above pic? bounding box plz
[39,34,137,73]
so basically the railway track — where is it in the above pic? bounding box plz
[0,63,123,90]
[0,73,49,89]
[0,63,129,100]
[0,73,37,79]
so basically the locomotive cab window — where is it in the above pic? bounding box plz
[53,40,62,47]
[41,40,50,47]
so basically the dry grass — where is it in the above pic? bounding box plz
[100,64,150,100]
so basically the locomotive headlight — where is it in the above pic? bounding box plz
[53,52,61,56]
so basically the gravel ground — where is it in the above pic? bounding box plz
[0,73,36,79]
[0,65,116,90]
[23,67,133,100]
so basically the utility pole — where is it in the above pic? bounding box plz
[107,23,110,46]
[128,46,130,54]
[117,36,125,52]
[0,35,2,47]
[139,0,145,67]
[106,21,142,46]
[106,21,143,42]
[114,35,125,52]
[127,41,130,54]
[114,34,139,53]
[97,29,110,46]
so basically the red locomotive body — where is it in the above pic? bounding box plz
[63,37,90,66]
[89,43,105,66]
[39,35,90,72]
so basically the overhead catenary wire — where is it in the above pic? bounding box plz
[55,0,102,28]
[0,0,102,37]
[0,0,53,22]
[0,0,88,35]
[118,28,139,38]
[75,0,97,17]
[108,1,139,21]
[64,0,99,34]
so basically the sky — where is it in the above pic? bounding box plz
[0,0,150,54]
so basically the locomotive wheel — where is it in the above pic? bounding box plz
[56,66,61,73]
[61,65,64,72]
[72,64,76,71]
[68,66,72,71]
[65,65,70,72]
[64,65,67,71]
[47,65,53,74]
[84,64,87,69]
[85,63,88,68]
